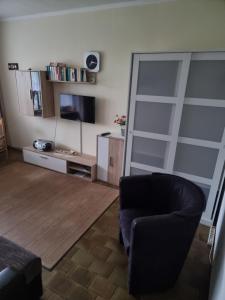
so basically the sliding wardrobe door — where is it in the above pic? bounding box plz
[125,51,225,224]
[125,53,191,176]
[176,52,225,223]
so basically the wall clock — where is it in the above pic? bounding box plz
[84,52,100,72]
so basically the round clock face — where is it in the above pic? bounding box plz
[86,55,98,70]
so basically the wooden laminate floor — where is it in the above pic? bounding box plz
[1,150,211,300]
[0,152,118,269]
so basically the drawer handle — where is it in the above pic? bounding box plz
[40,156,48,160]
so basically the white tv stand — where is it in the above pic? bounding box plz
[23,146,97,182]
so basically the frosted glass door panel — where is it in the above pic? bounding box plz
[130,168,151,176]
[134,102,174,134]
[174,143,219,179]
[185,60,225,100]
[131,137,168,168]
[179,105,225,142]
[137,61,180,96]
[194,182,210,203]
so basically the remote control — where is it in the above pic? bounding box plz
[101,132,111,136]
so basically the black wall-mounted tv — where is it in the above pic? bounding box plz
[60,94,95,124]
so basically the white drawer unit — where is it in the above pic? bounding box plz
[22,146,97,181]
[23,149,67,174]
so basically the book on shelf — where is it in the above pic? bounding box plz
[46,62,92,83]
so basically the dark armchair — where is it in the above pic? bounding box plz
[119,173,206,295]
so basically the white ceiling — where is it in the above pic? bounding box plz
[0,0,166,20]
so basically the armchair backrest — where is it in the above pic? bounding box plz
[152,173,206,217]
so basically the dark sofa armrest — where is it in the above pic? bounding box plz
[128,214,200,292]
[119,175,155,209]
[0,267,25,300]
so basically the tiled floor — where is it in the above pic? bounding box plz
[42,201,211,300]
[1,149,211,300]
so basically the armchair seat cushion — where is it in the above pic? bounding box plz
[120,209,154,252]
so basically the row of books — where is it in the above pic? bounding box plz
[46,63,88,82]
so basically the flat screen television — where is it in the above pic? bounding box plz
[60,94,95,124]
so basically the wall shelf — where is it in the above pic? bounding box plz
[48,80,96,85]
[46,64,97,84]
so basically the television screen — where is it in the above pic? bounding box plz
[60,94,95,124]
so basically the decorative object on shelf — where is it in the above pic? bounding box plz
[46,62,96,84]
[55,148,79,156]
[8,63,19,70]
[33,139,55,152]
[84,52,100,72]
[114,115,127,137]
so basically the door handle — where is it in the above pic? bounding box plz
[30,89,33,100]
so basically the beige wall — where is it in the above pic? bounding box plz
[0,0,225,155]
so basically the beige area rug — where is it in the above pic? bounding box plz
[0,162,118,270]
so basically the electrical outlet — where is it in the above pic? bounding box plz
[8,63,19,70]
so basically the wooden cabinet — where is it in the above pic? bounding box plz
[0,117,7,155]
[97,134,124,186]
[16,71,54,118]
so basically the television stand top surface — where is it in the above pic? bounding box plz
[23,146,96,167]
[55,148,79,156]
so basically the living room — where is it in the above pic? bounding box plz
[0,0,225,299]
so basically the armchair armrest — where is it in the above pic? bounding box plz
[130,213,196,251]
[128,213,199,293]
[0,267,25,300]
